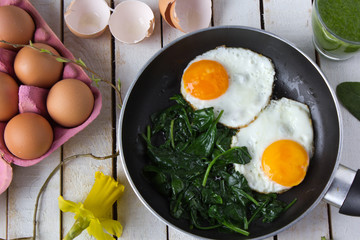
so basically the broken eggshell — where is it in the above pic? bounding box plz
[159,0,175,28]
[160,0,212,33]
[64,0,110,38]
[109,0,155,44]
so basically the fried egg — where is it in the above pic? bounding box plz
[231,98,314,193]
[180,46,275,128]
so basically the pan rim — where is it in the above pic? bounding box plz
[117,25,343,239]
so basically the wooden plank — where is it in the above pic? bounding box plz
[162,22,185,47]
[318,54,360,239]
[278,202,330,239]
[168,228,199,240]
[61,0,113,239]
[113,0,166,239]
[0,192,6,239]
[213,0,260,28]
[7,151,61,239]
[263,0,314,60]
[6,0,62,239]
[331,206,360,239]
[318,54,360,181]
[262,0,330,239]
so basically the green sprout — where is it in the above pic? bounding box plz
[0,40,123,108]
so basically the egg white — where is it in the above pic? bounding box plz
[181,46,275,128]
[231,98,314,193]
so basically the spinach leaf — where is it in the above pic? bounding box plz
[261,199,287,223]
[191,108,214,132]
[170,94,189,107]
[215,126,236,151]
[171,174,185,196]
[336,82,360,121]
[143,165,171,195]
[184,111,223,157]
[146,144,206,176]
[201,188,223,204]
[208,205,250,236]
[143,95,295,236]
[202,147,251,187]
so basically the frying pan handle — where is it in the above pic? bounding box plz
[324,165,360,216]
[339,169,360,216]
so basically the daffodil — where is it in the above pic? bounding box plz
[58,171,125,240]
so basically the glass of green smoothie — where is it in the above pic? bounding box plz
[312,0,360,60]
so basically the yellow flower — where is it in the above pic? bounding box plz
[58,171,125,240]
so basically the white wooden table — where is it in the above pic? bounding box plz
[1,0,360,239]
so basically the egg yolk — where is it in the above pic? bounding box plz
[183,60,229,100]
[262,139,309,187]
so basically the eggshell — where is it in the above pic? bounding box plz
[109,0,155,44]
[0,158,12,195]
[0,72,18,122]
[4,113,53,160]
[159,0,176,28]
[14,42,63,88]
[64,0,110,39]
[0,5,35,51]
[47,79,95,128]
[170,0,212,33]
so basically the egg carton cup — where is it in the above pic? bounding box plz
[0,0,102,194]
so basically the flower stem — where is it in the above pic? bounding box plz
[63,217,90,240]
[32,152,119,239]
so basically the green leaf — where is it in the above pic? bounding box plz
[56,58,70,63]
[202,147,251,187]
[191,108,214,132]
[201,188,223,204]
[208,205,249,236]
[76,58,87,67]
[40,48,51,54]
[170,94,188,107]
[170,192,185,218]
[171,174,185,196]
[91,74,101,86]
[117,79,122,92]
[214,126,235,152]
[336,82,360,121]
[185,111,223,157]
[216,146,251,166]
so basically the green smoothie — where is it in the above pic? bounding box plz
[312,0,360,60]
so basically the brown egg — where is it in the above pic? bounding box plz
[4,113,53,160]
[14,43,63,88]
[0,72,19,121]
[0,5,35,51]
[47,79,94,128]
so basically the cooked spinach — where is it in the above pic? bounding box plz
[142,95,295,236]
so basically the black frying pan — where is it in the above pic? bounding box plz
[118,26,360,239]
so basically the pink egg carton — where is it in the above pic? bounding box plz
[0,0,102,194]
